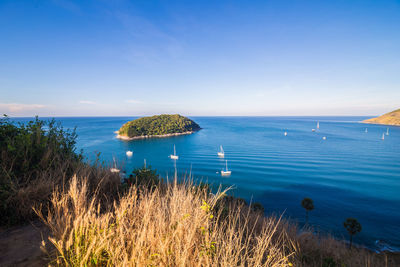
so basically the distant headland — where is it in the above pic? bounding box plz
[363,108,400,126]
[116,114,201,140]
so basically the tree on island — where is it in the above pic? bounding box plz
[343,217,362,249]
[118,114,201,138]
[301,197,314,225]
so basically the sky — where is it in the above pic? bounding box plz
[0,0,399,117]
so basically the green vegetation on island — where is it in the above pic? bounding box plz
[363,108,400,126]
[117,114,201,139]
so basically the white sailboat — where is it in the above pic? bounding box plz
[217,145,225,157]
[170,145,179,160]
[221,160,231,176]
[322,136,327,140]
[365,128,368,133]
[317,121,320,129]
[386,128,389,136]
[284,131,288,136]
[126,151,133,157]
[110,157,120,173]
[381,133,385,140]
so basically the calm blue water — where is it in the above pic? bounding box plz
[10,116,400,251]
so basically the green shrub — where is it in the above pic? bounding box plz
[250,202,265,213]
[322,257,337,267]
[124,165,160,188]
[0,116,82,225]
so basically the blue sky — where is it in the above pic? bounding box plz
[0,0,399,116]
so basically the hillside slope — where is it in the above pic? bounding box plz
[363,109,400,126]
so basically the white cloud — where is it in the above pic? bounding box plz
[125,99,143,104]
[79,100,96,105]
[0,103,45,112]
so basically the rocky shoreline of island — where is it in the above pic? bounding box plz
[116,131,194,140]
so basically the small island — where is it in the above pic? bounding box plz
[116,114,201,140]
[363,108,400,126]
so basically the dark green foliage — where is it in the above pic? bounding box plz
[301,197,314,225]
[0,116,82,225]
[118,114,201,138]
[343,218,362,248]
[322,257,337,267]
[124,165,160,188]
[214,195,248,220]
[250,202,265,213]
[301,197,314,211]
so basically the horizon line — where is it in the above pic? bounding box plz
[3,114,376,118]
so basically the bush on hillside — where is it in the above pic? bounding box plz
[0,116,82,225]
[124,165,160,189]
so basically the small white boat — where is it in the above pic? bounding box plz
[217,145,225,157]
[221,160,231,176]
[170,145,179,160]
[322,136,327,140]
[110,157,120,173]
[312,129,316,132]
[126,151,133,157]
[284,131,288,136]
[317,121,320,129]
[365,128,368,133]
[386,128,389,136]
[382,133,385,140]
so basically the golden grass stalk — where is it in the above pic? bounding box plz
[37,176,296,266]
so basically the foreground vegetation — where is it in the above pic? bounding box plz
[34,171,399,267]
[1,116,399,266]
[118,114,201,138]
[0,116,80,225]
[37,176,296,266]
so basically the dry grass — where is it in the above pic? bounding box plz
[293,230,400,266]
[37,176,296,266]
[10,160,120,223]
[33,174,400,267]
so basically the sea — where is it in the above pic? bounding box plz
[9,116,400,251]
